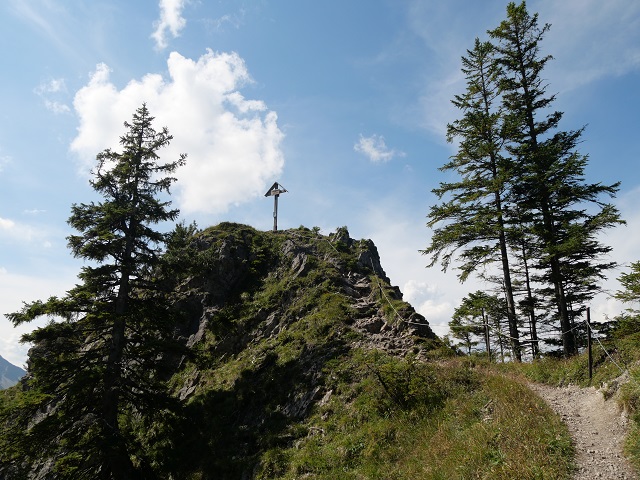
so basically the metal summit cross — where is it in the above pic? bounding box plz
[264,182,287,232]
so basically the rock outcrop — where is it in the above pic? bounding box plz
[164,225,435,423]
[172,224,437,381]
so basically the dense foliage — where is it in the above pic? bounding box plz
[2,105,186,478]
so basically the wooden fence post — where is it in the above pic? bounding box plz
[482,307,491,362]
[587,307,593,381]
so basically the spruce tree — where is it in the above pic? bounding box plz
[5,104,186,478]
[489,1,623,356]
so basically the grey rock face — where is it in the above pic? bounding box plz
[0,355,25,390]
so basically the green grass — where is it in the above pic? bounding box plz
[616,366,640,469]
[253,356,574,480]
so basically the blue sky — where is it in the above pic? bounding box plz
[1,0,639,366]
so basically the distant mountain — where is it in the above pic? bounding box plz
[0,354,25,389]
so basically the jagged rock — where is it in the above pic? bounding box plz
[360,317,385,333]
[187,315,209,347]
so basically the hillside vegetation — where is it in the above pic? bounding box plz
[1,223,574,479]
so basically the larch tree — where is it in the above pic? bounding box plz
[489,1,623,356]
[615,261,640,308]
[423,38,522,360]
[5,104,186,478]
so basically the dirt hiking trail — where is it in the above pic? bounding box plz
[529,382,636,479]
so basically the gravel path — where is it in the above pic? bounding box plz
[529,382,636,479]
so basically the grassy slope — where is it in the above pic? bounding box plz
[254,357,573,480]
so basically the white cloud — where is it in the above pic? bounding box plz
[354,134,404,163]
[0,216,54,251]
[402,279,453,337]
[23,209,47,215]
[71,49,285,215]
[0,217,16,231]
[43,100,71,114]
[0,267,78,367]
[34,78,71,114]
[206,10,246,32]
[0,217,34,242]
[151,0,188,50]
[34,78,66,95]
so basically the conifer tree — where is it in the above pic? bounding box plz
[612,261,640,336]
[423,38,522,360]
[450,291,509,360]
[5,104,186,478]
[489,1,623,356]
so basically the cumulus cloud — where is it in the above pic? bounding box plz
[151,0,188,50]
[354,134,404,163]
[71,49,285,215]
[402,279,453,337]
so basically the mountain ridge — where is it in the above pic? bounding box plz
[0,355,25,390]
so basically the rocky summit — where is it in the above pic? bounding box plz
[162,223,442,476]
[173,223,437,377]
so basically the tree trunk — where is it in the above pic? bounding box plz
[521,243,539,358]
[498,227,521,361]
[101,228,138,477]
